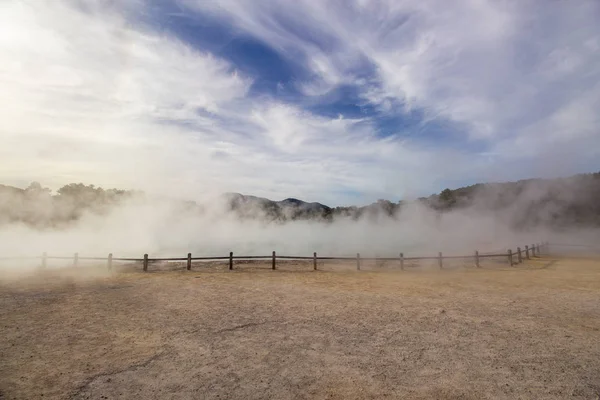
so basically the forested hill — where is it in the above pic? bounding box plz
[0,183,139,227]
[1,172,599,228]
[419,172,600,228]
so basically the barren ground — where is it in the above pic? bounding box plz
[1,256,599,399]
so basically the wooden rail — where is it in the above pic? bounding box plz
[2,242,551,272]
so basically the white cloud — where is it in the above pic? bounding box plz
[2,0,598,206]
[183,0,600,163]
[0,0,483,204]
[0,1,245,192]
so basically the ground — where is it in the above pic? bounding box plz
[1,256,599,399]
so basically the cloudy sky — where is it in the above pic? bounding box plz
[1,0,599,205]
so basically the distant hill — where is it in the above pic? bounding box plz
[418,172,600,228]
[0,182,138,227]
[223,193,332,221]
[1,171,599,228]
[221,172,600,226]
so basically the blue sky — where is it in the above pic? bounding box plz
[1,0,600,205]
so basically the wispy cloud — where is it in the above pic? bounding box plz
[183,0,600,155]
[1,0,599,205]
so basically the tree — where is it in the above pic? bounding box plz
[439,188,456,208]
[25,181,51,197]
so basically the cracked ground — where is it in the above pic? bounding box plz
[1,257,599,399]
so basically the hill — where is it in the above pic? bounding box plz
[420,172,600,228]
[1,172,599,228]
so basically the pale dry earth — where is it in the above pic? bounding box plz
[0,256,599,399]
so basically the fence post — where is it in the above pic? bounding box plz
[143,254,148,271]
[399,252,404,270]
[187,253,192,270]
[272,251,276,270]
[507,249,513,266]
[356,253,361,270]
[517,247,522,263]
[525,245,530,260]
[229,252,233,270]
[438,252,443,269]
[108,253,113,270]
[475,250,480,268]
[74,252,79,267]
[313,252,317,271]
[42,252,47,269]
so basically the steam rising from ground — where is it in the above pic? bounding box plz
[0,192,593,264]
[2,173,599,276]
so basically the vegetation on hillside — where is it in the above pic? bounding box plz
[0,182,139,228]
[1,171,599,228]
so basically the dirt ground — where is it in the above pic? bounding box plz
[1,256,599,399]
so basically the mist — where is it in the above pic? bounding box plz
[1,177,598,266]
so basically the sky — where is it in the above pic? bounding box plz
[1,0,599,206]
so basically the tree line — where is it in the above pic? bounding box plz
[1,171,599,228]
[0,182,139,227]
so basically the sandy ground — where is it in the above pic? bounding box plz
[1,256,599,399]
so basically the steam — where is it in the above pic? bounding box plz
[1,179,597,266]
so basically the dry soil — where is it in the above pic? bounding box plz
[1,256,599,399]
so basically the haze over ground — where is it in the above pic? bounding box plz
[1,173,599,261]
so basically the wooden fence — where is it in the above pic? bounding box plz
[1,242,550,272]
[540,242,600,257]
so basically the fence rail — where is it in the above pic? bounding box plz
[1,242,552,272]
